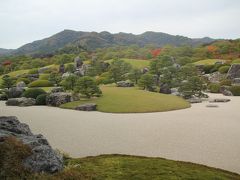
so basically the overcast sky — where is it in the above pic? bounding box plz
[1,0,240,49]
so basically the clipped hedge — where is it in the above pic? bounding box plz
[36,94,47,105]
[16,78,30,84]
[230,86,240,96]
[22,88,46,99]
[28,80,53,88]
[218,66,230,74]
[28,68,39,75]
[39,74,50,80]
[220,79,232,86]
[208,83,220,93]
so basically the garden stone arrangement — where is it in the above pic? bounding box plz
[0,116,63,173]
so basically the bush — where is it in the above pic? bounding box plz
[230,86,240,96]
[203,65,214,74]
[220,79,232,86]
[28,80,53,87]
[208,83,220,93]
[36,94,47,105]
[96,72,113,85]
[28,68,38,74]
[22,88,46,99]
[16,78,30,84]
[39,74,50,80]
[218,66,230,74]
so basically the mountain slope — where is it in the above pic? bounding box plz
[7,30,216,56]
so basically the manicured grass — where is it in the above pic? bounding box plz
[65,154,240,180]
[194,59,228,65]
[106,58,150,69]
[231,59,240,64]
[60,86,190,113]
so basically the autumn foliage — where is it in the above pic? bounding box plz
[151,49,162,58]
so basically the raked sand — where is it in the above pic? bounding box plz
[1,93,240,174]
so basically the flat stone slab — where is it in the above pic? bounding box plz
[206,104,219,108]
[209,98,230,103]
[75,103,97,111]
[187,98,202,103]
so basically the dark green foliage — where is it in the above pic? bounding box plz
[218,65,230,74]
[74,76,102,98]
[230,86,240,96]
[1,75,14,89]
[179,76,206,98]
[28,80,53,87]
[49,72,62,86]
[22,88,46,99]
[36,94,47,105]
[109,59,132,82]
[203,65,214,74]
[96,72,113,85]
[208,83,221,93]
[129,68,142,84]
[65,64,75,73]
[138,74,156,91]
[61,75,78,90]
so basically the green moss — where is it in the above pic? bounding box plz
[39,73,50,80]
[218,66,230,74]
[106,58,150,69]
[208,83,221,93]
[22,88,46,99]
[61,86,190,113]
[28,80,53,87]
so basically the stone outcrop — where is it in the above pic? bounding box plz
[16,81,26,88]
[7,87,24,98]
[160,84,171,94]
[6,97,36,106]
[209,98,231,103]
[203,72,226,83]
[187,98,202,103]
[227,64,240,79]
[46,92,72,106]
[0,116,63,173]
[75,103,97,111]
[116,81,134,87]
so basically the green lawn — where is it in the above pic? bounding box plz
[106,58,150,69]
[194,59,228,65]
[60,86,190,113]
[231,59,240,64]
[64,154,240,180]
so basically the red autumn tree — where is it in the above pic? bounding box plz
[2,60,12,66]
[151,48,162,58]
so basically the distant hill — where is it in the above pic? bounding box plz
[2,30,216,56]
[0,48,14,55]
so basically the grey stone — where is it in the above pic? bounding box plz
[74,56,83,68]
[0,93,8,100]
[233,78,240,84]
[6,97,36,106]
[7,87,24,98]
[209,98,231,103]
[75,103,97,111]
[59,64,65,74]
[203,72,226,83]
[46,92,72,106]
[116,80,134,87]
[227,64,240,79]
[0,116,63,173]
[160,83,171,94]
[16,81,26,88]
[187,98,202,103]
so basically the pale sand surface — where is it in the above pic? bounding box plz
[0,93,240,173]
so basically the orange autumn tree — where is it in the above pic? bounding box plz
[151,48,162,58]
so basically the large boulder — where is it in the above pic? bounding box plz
[0,93,8,100]
[75,103,97,111]
[203,72,226,83]
[227,64,240,79]
[6,97,36,106]
[116,80,134,87]
[7,87,24,98]
[16,81,26,88]
[0,116,63,173]
[220,86,233,96]
[209,98,231,103]
[46,92,72,106]
[160,84,171,94]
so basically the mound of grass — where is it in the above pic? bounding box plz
[66,154,240,180]
[218,66,230,74]
[231,59,240,64]
[22,88,46,99]
[61,86,190,113]
[194,59,227,65]
[106,59,150,69]
[28,80,53,87]
[39,73,50,80]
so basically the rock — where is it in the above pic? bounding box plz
[46,92,72,106]
[160,84,171,94]
[171,88,180,96]
[220,86,233,96]
[206,104,219,108]
[16,81,26,88]
[51,87,65,93]
[74,56,83,68]
[187,98,202,103]
[233,78,240,85]
[6,97,36,106]
[203,72,226,83]
[209,98,231,103]
[75,103,97,111]
[116,80,134,87]
[7,87,24,98]
[227,64,240,79]
[0,116,63,173]
[141,67,149,74]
